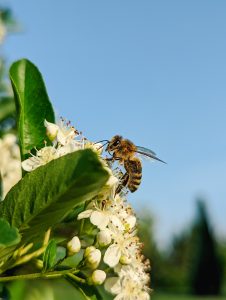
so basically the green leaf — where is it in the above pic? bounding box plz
[0,149,109,242]
[62,251,83,268]
[66,276,102,300]
[5,280,26,300]
[76,286,101,300]
[9,59,55,159]
[0,218,21,247]
[0,283,10,299]
[43,239,57,272]
[55,246,66,263]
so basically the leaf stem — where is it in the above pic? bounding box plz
[0,268,79,282]
[66,273,86,284]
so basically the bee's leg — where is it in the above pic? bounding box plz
[115,172,129,195]
[105,157,114,161]
[105,156,120,162]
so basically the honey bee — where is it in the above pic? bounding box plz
[103,135,166,194]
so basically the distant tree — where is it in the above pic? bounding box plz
[138,210,164,289]
[188,200,223,295]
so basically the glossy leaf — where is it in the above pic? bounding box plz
[0,218,20,247]
[0,149,109,242]
[9,59,55,159]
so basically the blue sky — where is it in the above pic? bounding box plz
[3,0,226,247]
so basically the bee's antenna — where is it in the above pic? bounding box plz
[94,140,109,145]
[94,140,109,151]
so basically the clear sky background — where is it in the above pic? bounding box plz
[2,0,226,247]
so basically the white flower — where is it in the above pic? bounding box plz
[67,236,81,256]
[115,262,150,287]
[22,146,59,171]
[45,118,83,148]
[78,200,123,231]
[91,270,106,285]
[44,119,59,141]
[55,118,78,146]
[104,243,122,268]
[105,174,119,197]
[84,246,101,269]
[103,225,139,268]
[22,118,84,172]
[97,229,112,247]
[105,275,150,300]
[104,277,121,295]
[111,195,137,232]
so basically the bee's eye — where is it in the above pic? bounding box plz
[113,140,120,146]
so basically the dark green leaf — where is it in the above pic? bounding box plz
[0,218,21,247]
[0,149,109,242]
[9,59,55,159]
[0,283,10,300]
[64,202,86,222]
[43,239,57,272]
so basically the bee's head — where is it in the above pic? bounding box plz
[107,135,122,152]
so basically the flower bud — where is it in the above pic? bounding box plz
[97,229,112,247]
[91,270,106,285]
[85,246,101,269]
[44,120,59,141]
[67,236,81,256]
[35,259,43,269]
[84,246,96,258]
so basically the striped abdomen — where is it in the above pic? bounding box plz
[124,157,142,193]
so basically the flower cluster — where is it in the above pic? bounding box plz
[0,134,21,198]
[22,119,151,300]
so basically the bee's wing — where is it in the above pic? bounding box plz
[136,146,166,164]
[136,146,156,156]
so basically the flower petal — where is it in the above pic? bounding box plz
[104,244,121,267]
[140,291,150,300]
[77,209,93,220]
[21,157,39,172]
[114,295,124,300]
[110,215,124,231]
[90,211,109,229]
[104,277,121,295]
[44,120,59,141]
[125,215,136,230]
